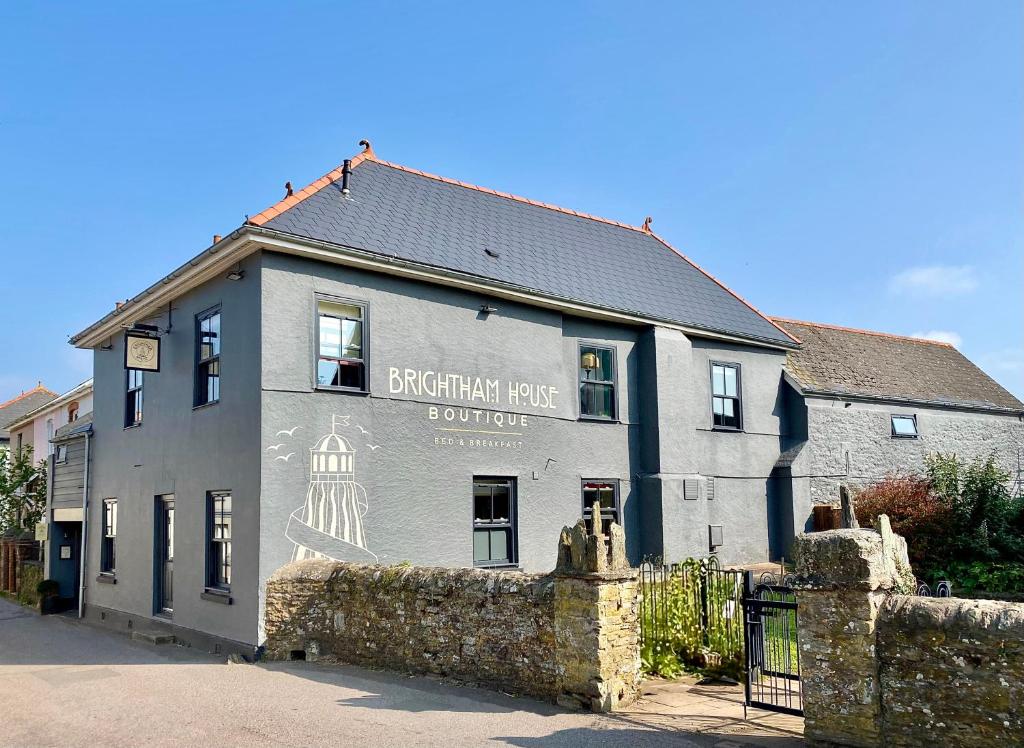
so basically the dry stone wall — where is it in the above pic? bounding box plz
[794,524,1024,747]
[265,562,560,701]
[878,596,1024,747]
[264,516,641,712]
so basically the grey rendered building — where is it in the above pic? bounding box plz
[67,143,801,653]
[63,143,1022,654]
[768,318,1024,558]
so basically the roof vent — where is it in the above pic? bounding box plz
[342,160,353,195]
[285,182,294,198]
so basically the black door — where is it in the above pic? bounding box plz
[155,496,174,614]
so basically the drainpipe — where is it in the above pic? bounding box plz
[77,431,91,619]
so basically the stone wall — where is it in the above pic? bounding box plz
[264,562,560,701]
[878,596,1024,746]
[265,516,641,712]
[794,523,1024,747]
[797,400,1024,509]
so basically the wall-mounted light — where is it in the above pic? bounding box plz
[226,269,245,281]
[479,304,498,315]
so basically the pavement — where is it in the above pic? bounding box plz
[0,597,802,747]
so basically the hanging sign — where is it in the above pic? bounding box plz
[124,331,161,372]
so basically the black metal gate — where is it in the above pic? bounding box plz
[743,571,803,717]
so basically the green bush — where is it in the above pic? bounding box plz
[930,561,1024,596]
[855,452,1024,592]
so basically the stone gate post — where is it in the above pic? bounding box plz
[552,509,641,712]
[792,521,915,747]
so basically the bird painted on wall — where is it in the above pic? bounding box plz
[266,443,286,452]
[276,427,301,437]
[275,453,295,462]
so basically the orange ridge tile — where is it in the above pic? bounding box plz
[0,383,58,410]
[770,317,955,348]
[650,233,802,346]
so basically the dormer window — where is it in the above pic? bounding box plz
[891,414,918,438]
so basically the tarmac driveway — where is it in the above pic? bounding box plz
[0,597,801,747]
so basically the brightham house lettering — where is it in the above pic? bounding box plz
[388,367,559,411]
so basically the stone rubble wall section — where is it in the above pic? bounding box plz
[264,560,560,702]
[553,574,640,711]
[877,596,1024,747]
[794,526,1024,748]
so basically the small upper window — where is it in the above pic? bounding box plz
[125,370,144,427]
[55,445,68,463]
[195,309,221,407]
[579,344,617,420]
[711,363,742,430]
[891,415,918,438]
[316,299,367,391]
[68,402,79,422]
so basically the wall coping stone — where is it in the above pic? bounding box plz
[793,526,914,593]
[882,595,1024,635]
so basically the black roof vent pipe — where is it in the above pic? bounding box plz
[341,160,353,195]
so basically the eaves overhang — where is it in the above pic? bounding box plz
[71,226,801,353]
[797,386,1024,417]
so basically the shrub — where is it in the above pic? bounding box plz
[855,453,1024,591]
[36,579,60,598]
[930,561,1024,596]
[926,453,1023,564]
[854,474,953,569]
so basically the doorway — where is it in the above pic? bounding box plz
[155,496,174,615]
[51,522,82,612]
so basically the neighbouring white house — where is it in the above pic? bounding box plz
[5,379,93,463]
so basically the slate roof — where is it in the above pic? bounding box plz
[253,150,796,347]
[54,411,93,441]
[0,386,58,440]
[773,318,1024,413]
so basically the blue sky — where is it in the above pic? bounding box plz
[1,2,1021,401]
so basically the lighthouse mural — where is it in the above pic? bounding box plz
[284,415,379,563]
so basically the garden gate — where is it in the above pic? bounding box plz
[743,571,803,717]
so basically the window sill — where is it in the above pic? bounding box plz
[891,435,919,440]
[711,426,744,433]
[192,400,220,412]
[123,423,142,431]
[315,386,370,396]
[578,416,620,424]
[473,563,520,571]
[96,574,117,584]
[201,588,232,605]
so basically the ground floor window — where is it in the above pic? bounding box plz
[472,478,517,567]
[207,492,232,589]
[101,499,117,574]
[582,479,620,534]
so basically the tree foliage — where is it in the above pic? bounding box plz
[0,445,47,534]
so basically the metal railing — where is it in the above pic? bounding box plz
[639,557,744,673]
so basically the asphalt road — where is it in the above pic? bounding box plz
[0,597,798,747]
